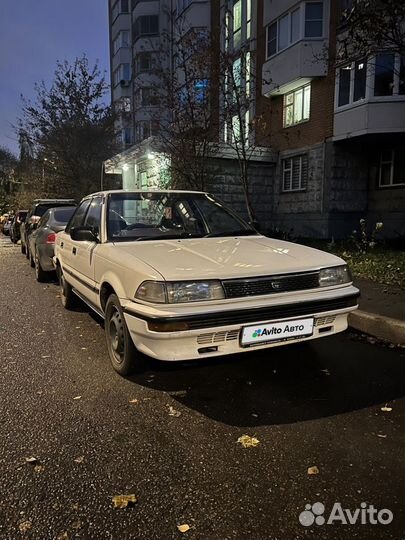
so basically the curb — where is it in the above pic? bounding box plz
[349,310,405,346]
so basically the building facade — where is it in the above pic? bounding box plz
[106,0,405,238]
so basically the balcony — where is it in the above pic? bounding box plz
[334,98,405,140]
[262,39,328,97]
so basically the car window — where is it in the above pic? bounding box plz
[84,197,103,234]
[38,212,50,229]
[52,207,76,225]
[66,200,91,233]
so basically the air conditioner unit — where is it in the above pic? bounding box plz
[120,79,130,87]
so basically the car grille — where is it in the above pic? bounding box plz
[222,271,320,299]
[182,295,358,330]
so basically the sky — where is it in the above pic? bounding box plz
[0,0,110,156]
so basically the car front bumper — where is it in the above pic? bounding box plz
[123,286,359,361]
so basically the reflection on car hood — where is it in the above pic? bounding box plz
[113,235,345,281]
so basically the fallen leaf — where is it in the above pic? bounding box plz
[168,405,181,417]
[74,456,84,464]
[112,494,137,508]
[168,390,187,398]
[377,434,387,438]
[237,435,260,448]
[57,533,69,540]
[381,406,392,412]
[18,521,32,533]
[177,524,190,533]
[307,466,319,475]
[34,465,44,473]
[73,396,82,400]
[129,399,139,404]
[251,413,259,418]
[24,456,38,464]
[41,355,50,359]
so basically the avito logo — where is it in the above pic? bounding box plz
[299,502,393,527]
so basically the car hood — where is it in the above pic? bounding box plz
[113,235,345,281]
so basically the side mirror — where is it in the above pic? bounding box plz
[70,226,98,242]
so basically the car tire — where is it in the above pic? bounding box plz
[21,242,26,254]
[35,253,48,282]
[25,244,30,259]
[105,294,147,375]
[29,250,35,268]
[58,266,77,309]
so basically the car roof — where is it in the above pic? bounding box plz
[81,189,207,199]
[33,199,76,203]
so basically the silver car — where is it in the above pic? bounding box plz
[28,206,76,282]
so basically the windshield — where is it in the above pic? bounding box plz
[107,192,256,241]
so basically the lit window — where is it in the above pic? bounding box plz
[283,84,311,127]
[282,155,308,192]
[233,0,241,49]
[245,51,251,97]
[232,114,241,142]
[246,0,252,40]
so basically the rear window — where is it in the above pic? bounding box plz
[53,207,76,224]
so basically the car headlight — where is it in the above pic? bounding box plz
[319,265,352,287]
[135,280,225,303]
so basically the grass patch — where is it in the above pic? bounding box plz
[299,240,405,289]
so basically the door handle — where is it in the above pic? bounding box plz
[72,247,77,255]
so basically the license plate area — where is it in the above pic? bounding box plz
[240,317,314,347]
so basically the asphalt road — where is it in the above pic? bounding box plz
[0,234,404,540]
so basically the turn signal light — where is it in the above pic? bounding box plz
[148,320,190,332]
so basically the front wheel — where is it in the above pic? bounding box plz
[105,294,147,375]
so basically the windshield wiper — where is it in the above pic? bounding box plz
[135,232,204,241]
[204,229,258,238]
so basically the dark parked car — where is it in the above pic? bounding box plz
[21,199,76,257]
[27,206,76,281]
[9,210,28,243]
[2,216,14,236]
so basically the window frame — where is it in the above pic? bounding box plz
[378,149,405,188]
[265,1,324,60]
[281,155,308,192]
[283,83,311,128]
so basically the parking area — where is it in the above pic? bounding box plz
[0,236,404,540]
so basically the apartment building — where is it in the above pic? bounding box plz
[106,0,404,238]
[260,0,405,238]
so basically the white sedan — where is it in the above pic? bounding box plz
[54,190,359,375]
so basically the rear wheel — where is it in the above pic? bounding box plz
[105,294,147,375]
[35,253,48,282]
[58,266,77,309]
[21,241,26,254]
[29,250,35,268]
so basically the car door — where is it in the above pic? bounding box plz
[71,196,103,306]
[59,199,91,294]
